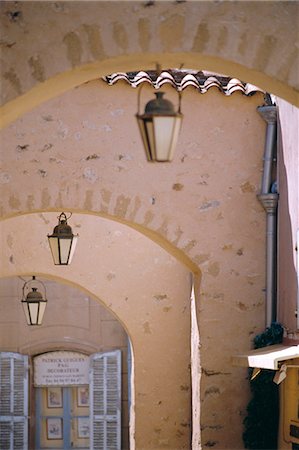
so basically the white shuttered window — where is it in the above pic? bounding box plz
[0,352,28,450]
[90,350,121,450]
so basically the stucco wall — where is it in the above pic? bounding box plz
[0,0,298,130]
[0,81,266,272]
[0,213,192,449]
[0,77,268,448]
[1,1,298,447]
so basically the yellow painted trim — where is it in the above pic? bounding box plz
[0,209,201,276]
[1,53,298,129]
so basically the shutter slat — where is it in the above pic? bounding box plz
[93,358,105,415]
[107,420,118,448]
[0,359,11,415]
[13,421,25,450]
[0,353,28,449]
[14,361,25,415]
[0,422,11,450]
[90,350,121,450]
[93,421,104,447]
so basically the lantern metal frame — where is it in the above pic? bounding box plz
[21,276,47,326]
[47,212,78,265]
[136,85,183,162]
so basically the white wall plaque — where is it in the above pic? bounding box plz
[34,351,89,386]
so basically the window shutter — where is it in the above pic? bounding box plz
[0,353,28,450]
[90,350,121,450]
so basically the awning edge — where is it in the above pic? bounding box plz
[232,344,299,370]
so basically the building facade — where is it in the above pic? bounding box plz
[0,2,298,449]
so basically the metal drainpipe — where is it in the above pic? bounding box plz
[257,104,279,328]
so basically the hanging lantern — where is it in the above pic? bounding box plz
[136,90,183,162]
[21,276,47,326]
[48,212,78,265]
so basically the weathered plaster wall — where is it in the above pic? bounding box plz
[0,276,130,447]
[0,213,192,449]
[0,79,267,448]
[0,0,298,129]
[277,98,299,335]
[0,81,266,272]
[1,1,297,447]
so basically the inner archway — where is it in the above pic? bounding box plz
[0,275,132,449]
[0,211,194,449]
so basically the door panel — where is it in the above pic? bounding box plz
[35,386,89,449]
[34,350,121,449]
[71,387,89,448]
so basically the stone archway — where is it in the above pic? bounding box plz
[0,212,194,449]
[0,72,268,447]
[2,2,294,443]
[1,50,298,129]
[0,274,132,448]
[0,77,266,273]
[1,0,298,129]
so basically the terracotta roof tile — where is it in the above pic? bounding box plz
[103,69,264,97]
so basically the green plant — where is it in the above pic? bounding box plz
[243,322,283,450]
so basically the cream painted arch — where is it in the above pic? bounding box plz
[0,209,200,275]
[0,211,194,331]
[1,52,299,129]
[1,0,298,113]
[0,78,265,279]
[0,211,193,449]
[8,271,134,341]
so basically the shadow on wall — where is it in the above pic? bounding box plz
[277,112,298,332]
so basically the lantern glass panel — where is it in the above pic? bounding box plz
[22,302,31,325]
[137,117,152,161]
[170,116,182,159]
[29,302,39,325]
[145,120,156,160]
[59,237,73,264]
[137,114,182,162]
[152,116,172,161]
[48,236,60,265]
[68,235,78,264]
[37,301,47,325]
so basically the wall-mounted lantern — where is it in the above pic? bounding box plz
[136,90,183,162]
[21,276,47,326]
[47,212,78,265]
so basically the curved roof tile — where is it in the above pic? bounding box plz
[103,70,264,97]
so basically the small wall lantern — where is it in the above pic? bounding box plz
[21,276,47,326]
[48,212,78,265]
[136,90,183,162]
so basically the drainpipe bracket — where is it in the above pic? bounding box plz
[257,105,277,123]
[257,193,279,214]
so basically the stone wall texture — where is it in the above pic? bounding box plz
[0,78,267,448]
[0,0,298,128]
[1,1,297,448]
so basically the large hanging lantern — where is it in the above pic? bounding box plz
[48,212,78,265]
[21,276,47,326]
[136,90,183,162]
